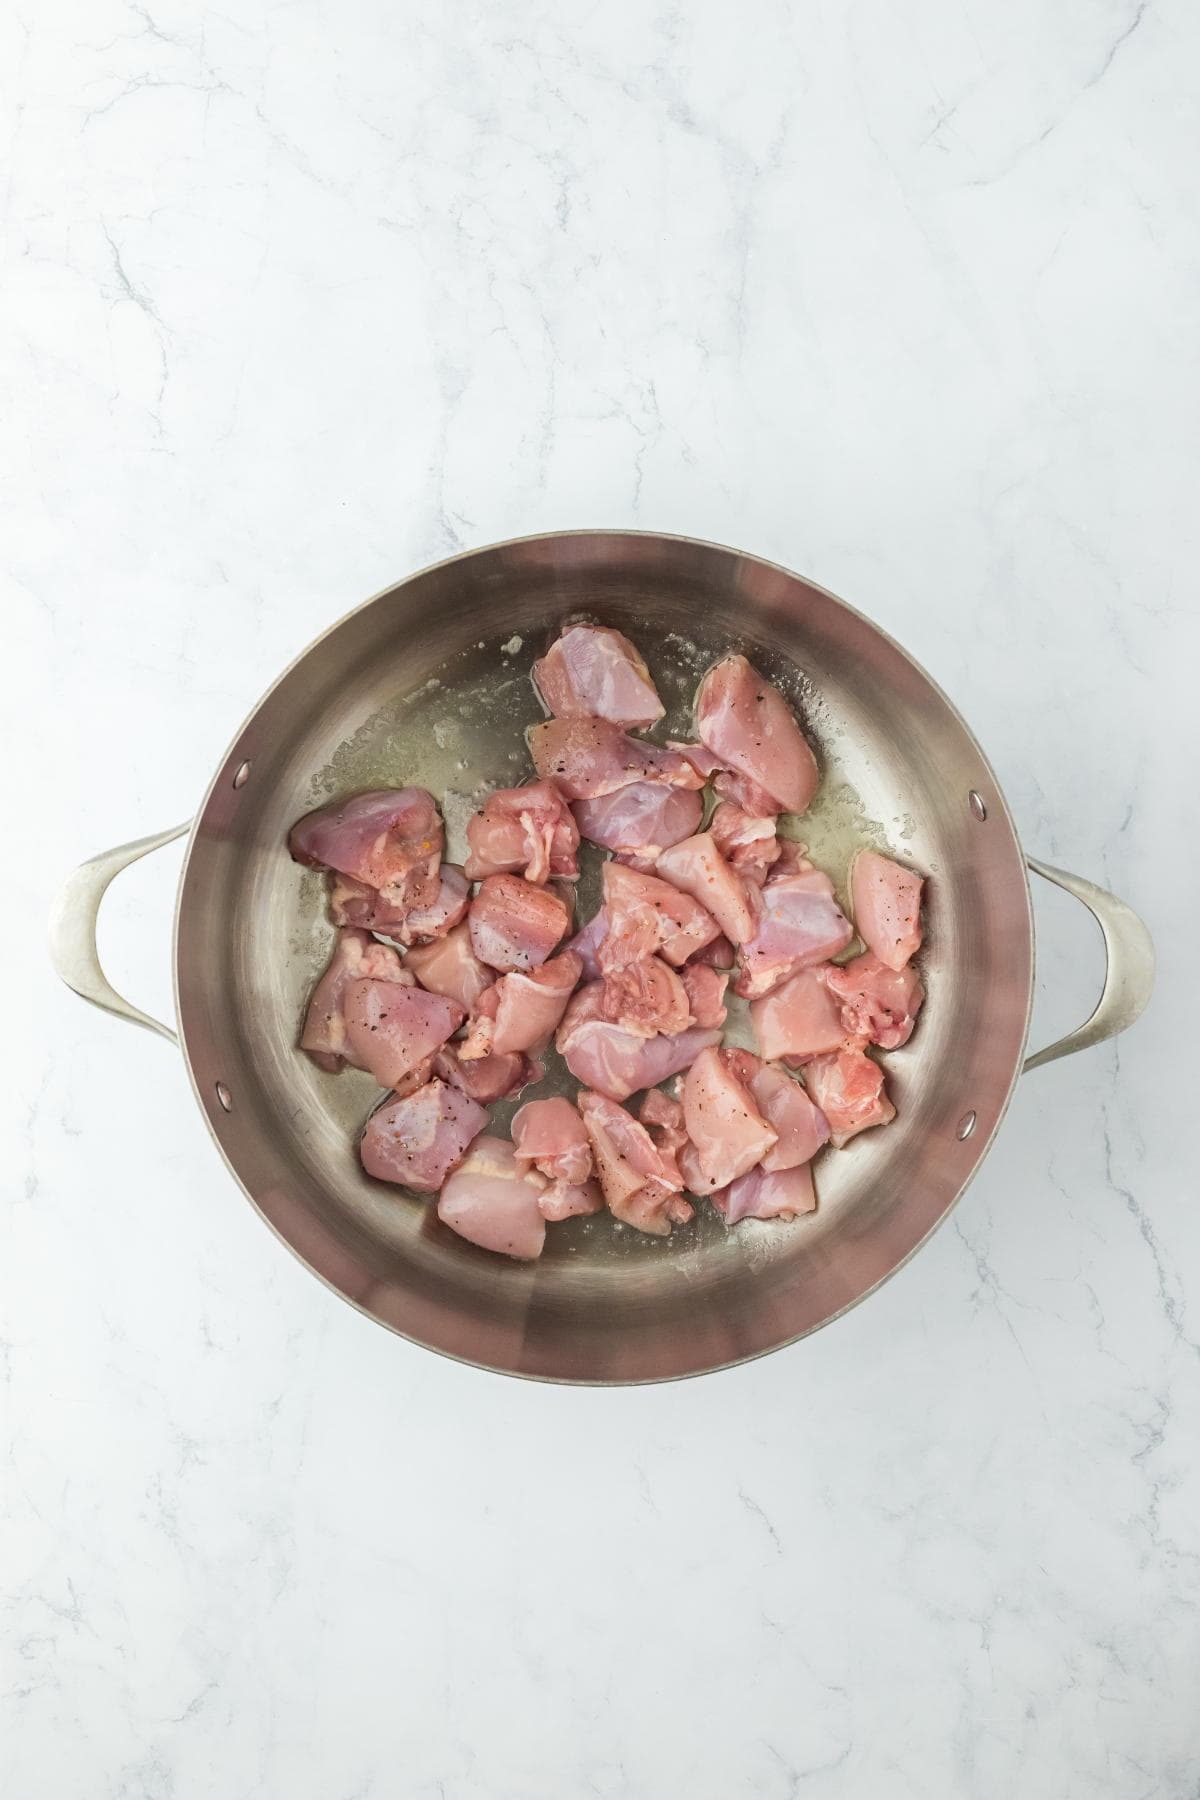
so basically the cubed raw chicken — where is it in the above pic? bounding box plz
[289,787,443,910]
[567,906,608,981]
[572,781,703,863]
[556,983,721,1102]
[750,965,850,1063]
[824,954,925,1050]
[463,781,580,884]
[577,1090,693,1236]
[680,963,729,1029]
[389,1055,440,1099]
[668,745,782,818]
[713,768,783,817]
[468,874,572,972]
[734,865,854,998]
[437,1137,548,1259]
[714,1162,817,1224]
[533,625,665,729]
[328,873,412,934]
[511,1096,604,1220]
[459,950,582,1058]
[332,864,470,944]
[434,1045,539,1104]
[300,927,412,1072]
[665,740,725,779]
[803,1049,895,1147]
[638,1087,688,1151]
[746,1061,831,1170]
[512,1096,593,1185]
[689,932,735,969]
[635,1090,688,1202]
[404,922,495,1012]
[695,655,820,815]
[343,980,465,1090]
[601,957,692,1038]
[668,744,785,823]
[359,1079,487,1192]
[599,861,720,969]
[538,1180,605,1222]
[681,1046,778,1192]
[655,832,759,945]
[529,718,705,800]
[394,865,470,942]
[710,802,780,887]
[769,839,811,879]
[850,850,924,971]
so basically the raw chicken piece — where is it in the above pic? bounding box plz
[360,1079,487,1192]
[343,980,465,1090]
[533,625,665,729]
[601,957,692,1038]
[667,744,786,823]
[435,1045,538,1103]
[655,833,759,945]
[290,788,443,909]
[329,864,469,943]
[573,782,703,863]
[577,1091,693,1236]
[746,1062,831,1170]
[437,1137,548,1259]
[696,656,820,815]
[770,839,811,879]
[803,1049,896,1147]
[394,864,470,941]
[850,851,924,971]
[713,768,783,817]
[715,1162,817,1224]
[678,1139,724,1196]
[750,965,850,1063]
[300,928,411,1072]
[404,922,495,1012]
[734,865,854,999]
[689,932,735,969]
[328,873,412,934]
[638,1086,687,1139]
[710,802,780,887]
[567,907,608,982]
[636,1089,688,1193]
[680,964,729,1029]
[681,1047,778,1191]
[468,874,572,972]
[599,861,720,969]
[463,781,580,884]
[511,1096,603,1220]
[665,740,724,779]
[557,984,721,1101]
[824,954,925,1050]
[459,951,582,1058]
[717,1044,762,1088]
[537,1179,605,1221]
[512,1096,593,1186]
[529,718,705,800]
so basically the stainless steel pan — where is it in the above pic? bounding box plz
[50,532,1154,1383]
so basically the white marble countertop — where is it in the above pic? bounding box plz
[7,1,1198,1793]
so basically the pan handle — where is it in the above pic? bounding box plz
[48,823,191,1045]
[1022,857,1155,1073]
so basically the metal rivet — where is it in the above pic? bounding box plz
[215,1082,233,1113]
[968,790,987,821]
[957,1109,977,1141]
[232,760,252,789]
